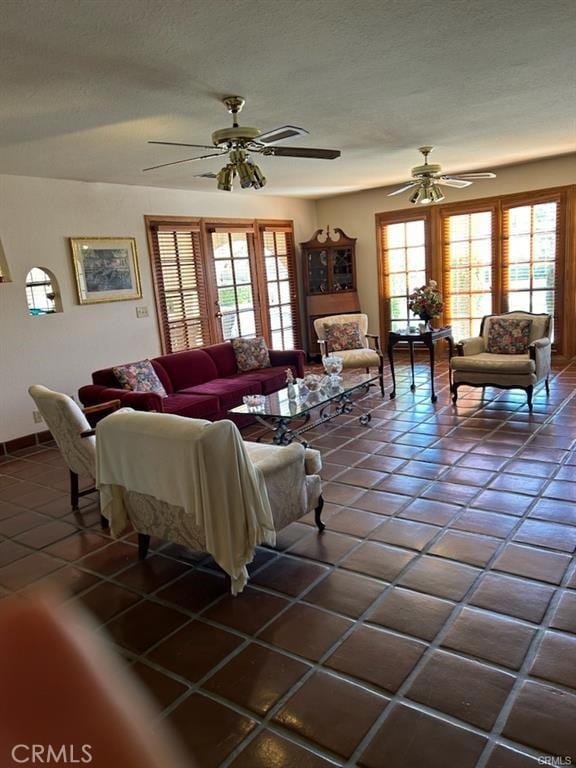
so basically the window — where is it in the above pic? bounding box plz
[261,227,300,349]
[147,217,301,354]
[25,268,61,316]
[376,185,573,355]
[442,210,494,341]
[503,201,558,323]
[379,216,428,331]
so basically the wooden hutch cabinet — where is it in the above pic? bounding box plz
[301,227,360,356]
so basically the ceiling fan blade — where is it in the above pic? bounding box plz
[387,182,418,196]
[450,172,497,179]
[261,146,340,159]
[256,125,309,145]
[437,176,473,188]
[143,151,226,172]
[148,141,217,150]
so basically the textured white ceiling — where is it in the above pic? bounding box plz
[1,0,575,198]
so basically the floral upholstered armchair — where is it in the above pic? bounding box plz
[450,311,552,410]
[314,313,384,396]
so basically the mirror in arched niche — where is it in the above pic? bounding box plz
[25,267,63,316]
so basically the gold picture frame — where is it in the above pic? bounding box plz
[70,237,142,304]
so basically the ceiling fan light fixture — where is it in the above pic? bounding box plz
[250,163,267,189]
[409,187,422,204]
[430,184,445,203]
[217,164,235,191]
[236,159,266,190]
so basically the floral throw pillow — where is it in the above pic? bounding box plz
[232,337,271,372]
[324,321,363,352]
[113,360,167,397]
[486,318,532,354]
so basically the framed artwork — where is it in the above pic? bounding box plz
[70,237,142,304]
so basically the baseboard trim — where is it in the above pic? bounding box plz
[1,430,53,457]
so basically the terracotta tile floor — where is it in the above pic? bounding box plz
[1,360,576,767]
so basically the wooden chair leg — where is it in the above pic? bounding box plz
[138,533,150,560]
[378,360,385,397]
[452,383,459,404]
[70,471,79,511]
[100,515,109,530]
[314,495,325,533]
[526,385,534,411]
[545,377,550,396]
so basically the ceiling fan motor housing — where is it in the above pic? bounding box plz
[411,163,442,177]
[211,126,261,146]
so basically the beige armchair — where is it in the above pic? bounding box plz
[28,385,119,519]
[314,313,384,396]
[450,311,552,410]
[96,411,324,593]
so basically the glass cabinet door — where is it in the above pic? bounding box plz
[332,247,354,291]
[307,249,329,293]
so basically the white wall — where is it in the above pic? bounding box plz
[0,175,317,442]
[1,154,574,442]
[316,154,576,335]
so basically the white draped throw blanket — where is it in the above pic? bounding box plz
[96,410,275,594]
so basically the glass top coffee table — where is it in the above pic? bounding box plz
[229,373,377,446]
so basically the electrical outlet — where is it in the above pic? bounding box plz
[136,306,149,318]
[33,410,43,424]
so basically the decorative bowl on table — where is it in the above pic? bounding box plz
[243,394,265,411]
[322,355,344,376]
[302,373,324,392]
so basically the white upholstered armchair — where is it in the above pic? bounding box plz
[450,311,552,410]
[96,411,324,594]
[28,385,119,519]
[314,313,384,396]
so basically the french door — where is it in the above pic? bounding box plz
[208,229,262,341]
[147,217,301,354]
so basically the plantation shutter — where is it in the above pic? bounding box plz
[376,213,430,332]
[259,224,302,350]
[149,224,211,353]
[441,207,495,341]
[501,195,563,347]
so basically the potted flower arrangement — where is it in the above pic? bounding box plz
[408,280,443,330]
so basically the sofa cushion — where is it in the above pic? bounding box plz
[238,367,290,395]
[182,378,262,411]
[203,342,239,377]
[160,393,220,419]
[113,360,167,397]
[154,349,218,391]
[486,318,532,354]
[451,353,536,375]
[231,336,271,372]
[92,360,172,393]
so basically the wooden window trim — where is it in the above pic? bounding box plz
[440,203,499,340]
[375,184,576,357]
[375,209,432,341]
[145,216,301,353]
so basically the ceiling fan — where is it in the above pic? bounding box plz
[144,96,341,191]
[388,146,496,204]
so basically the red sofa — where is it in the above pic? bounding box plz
[78,342,305,421]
